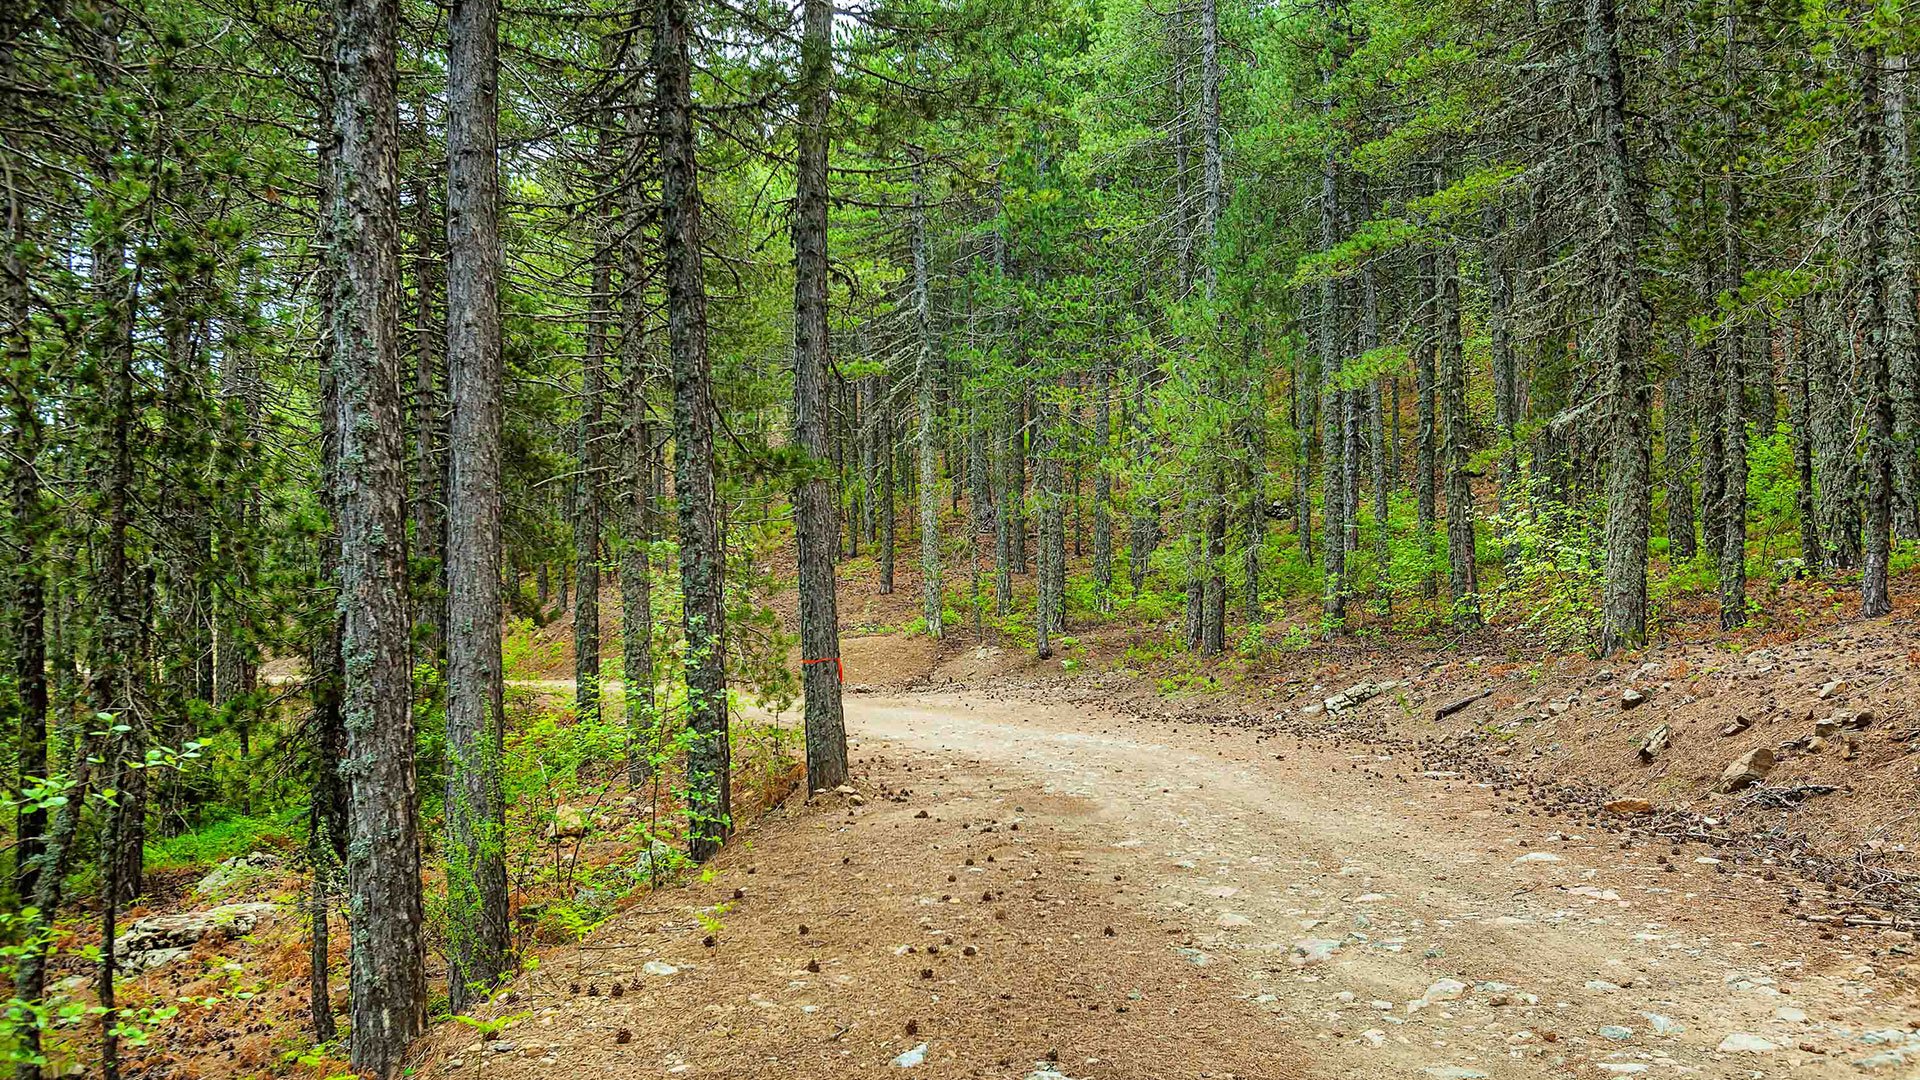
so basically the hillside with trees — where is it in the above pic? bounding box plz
[2,0,1920,1072]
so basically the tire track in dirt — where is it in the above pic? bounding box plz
[852,691,1920,1079]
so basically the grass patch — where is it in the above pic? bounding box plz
[146,809,302,875]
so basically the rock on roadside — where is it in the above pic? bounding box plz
[1715,748,1774,794]
[116,902,279,972]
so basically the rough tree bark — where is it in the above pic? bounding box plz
[1587,0,1654,655]
[911,150,943,639]
[1786,313,1825,573]
[1884,50,1919,540]
[1436,221,1478,626]
[410,165,445,658]
[1092,360,1113,611]
[792,0,849,790]
[306,76,349,1047]
[1860,42,1897,617]
[1661,369,1696,561]
[1414,248,1437,600]
[2,161,46,905]
[657,0,731,858]
[576,223,610,726]
[1715,0,1748,630]
[442,0,510,1015]
[618,35,656,788]
[878,369,896,593]
[1319,149,1345,631]
[332,0,429,1055]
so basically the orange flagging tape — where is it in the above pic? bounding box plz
[800,656,844,683]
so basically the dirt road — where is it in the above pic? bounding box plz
[850,691,1920,1078]
[417,689,1919,1079]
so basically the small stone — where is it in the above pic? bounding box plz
[1637,724,1670,762]
[891,1043,928,1068]
[1621,689,1647,709]
[547,804,588,839]
[1513,851,1563,864]
[1716,748,1774,793]
[641,961,678,977]
[1598,1025,1634,1041]
[1717,1032,1780,1053]
[1603,798,1654,816]
[1720,716,1752,737]
[1289,939,1341,966]
[1642,1012,1684,1035]
[1817,679,1847,699]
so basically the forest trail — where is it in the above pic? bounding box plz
[413,689,1918,1079]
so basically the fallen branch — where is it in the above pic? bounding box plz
[1433,689,1493,721]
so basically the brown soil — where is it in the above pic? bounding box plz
[406,717,1292,1079]
[409,688,1920,1079]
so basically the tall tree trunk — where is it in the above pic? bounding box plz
[1588,0,1654,655]
[307,80,348,1046]
[1092,361,1113,611]
[1437,226,1478,626]
[1319,151,1345,631]
[1885,50,1920,541]
[1487,232,1519,534]
[1788,310,1824,573]
[1414,249,1437,600]
[793,0,848,790]
[1661,368,1697,561]
[100,735,130,1080]
[1243,374,1267,623]
[618,33,656,788]
[96,114,143,911]
[657,0,731,859]
[411,168,446,659]
[443,0,510,1015]
[2,169,46,904]
[1714,296,1747,629]
[1035,402,1056,659]
[1371,374,1391,613]
[1046,417,1066,635]
[1199,0,1221,303]
[911,151,943,639]
[1861,42,1898,617]
[967,348,993,535]
[994,398,1014,613]
[1363,253,1389,615]
[1011,393,1028,573]
[1716,0,1747,630]
[1295,352,1316,561]
[332,0,430,1060]
[576,234,609,725]
[1201,477,1226,653]
[1810,288,1860,568]
[878,371,896,593]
